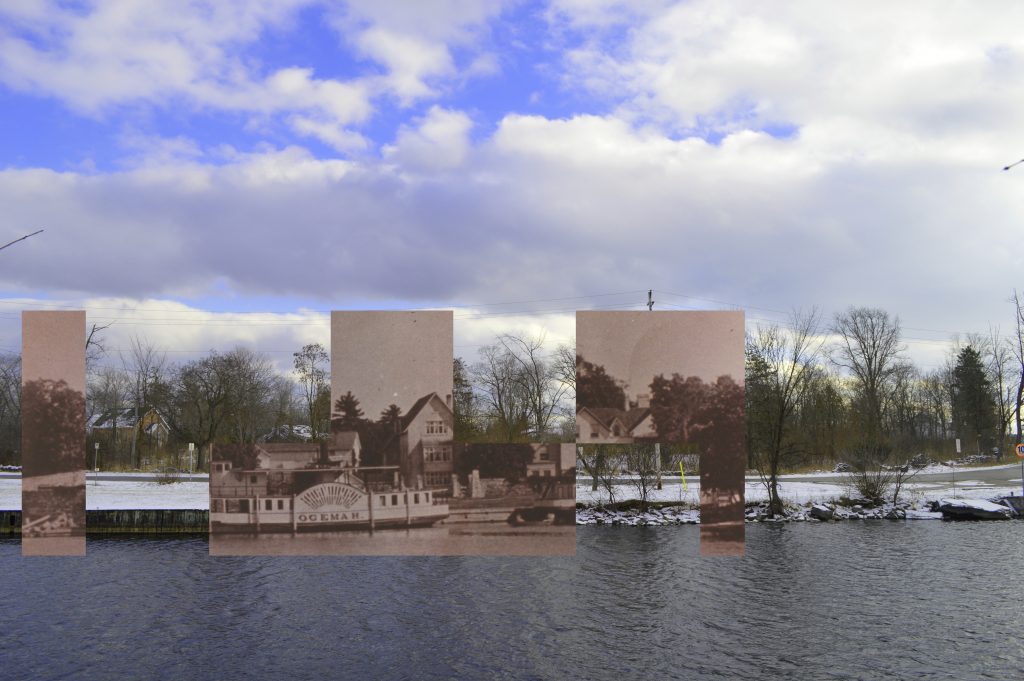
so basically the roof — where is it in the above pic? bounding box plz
[89,406,166,430]
[400,392,453,431]
[380,393,454,452]
[577,406,651,434]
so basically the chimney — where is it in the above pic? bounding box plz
[446,393,452,409]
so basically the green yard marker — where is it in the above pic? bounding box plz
[680,461,687,491]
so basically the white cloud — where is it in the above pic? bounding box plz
[327,0,507,104]
[383,106,473,170]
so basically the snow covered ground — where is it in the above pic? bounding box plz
[0,474,1018,513]
[576,477,1023,508]
[0,478,208,510]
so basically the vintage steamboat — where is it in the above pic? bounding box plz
[210,457,448,533]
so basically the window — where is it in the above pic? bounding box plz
[379,495,387,507]
[591,431,598,438]
[414,493,420,504]
[277,500,284,510]
[392,494,398,506]
[426,420,447,435]
[265,499,273,511]
[425,472,449,487]
[424,446,452,462]
[425,492,430,502]
[250,475,258,484]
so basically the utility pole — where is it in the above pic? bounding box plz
[647,290,654,311]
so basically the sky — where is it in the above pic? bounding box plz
[1,1,1023,375]
[331,310,453,417]
[578,311,744,398]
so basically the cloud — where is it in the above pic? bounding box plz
[3,1,1024,372]
[383,106,473,170]
[326,0,508,104]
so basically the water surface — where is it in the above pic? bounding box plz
[3,522,1022,680]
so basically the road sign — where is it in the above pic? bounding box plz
[1015,443,1024,458]
[955,438,961,454]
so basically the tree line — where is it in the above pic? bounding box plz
[747,298,1024,513]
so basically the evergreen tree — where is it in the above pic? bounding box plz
[952,345,996,454]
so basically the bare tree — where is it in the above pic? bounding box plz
[831,307,906,441]
[88,366,132,466]
[0,353,21,464]
[553,338,576,394]
[577,444,622,505]
[746,309,824,516]
[986,325,1015,453]
[472,342,530,441]
[1011,290,1024,446]
[85,321,113,371]
[222,348,278,444]
[498,333,569,440]
[621,443,660,512]
[293,343,329,439]
[121,336,166,467]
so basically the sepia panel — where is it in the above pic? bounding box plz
[21,311,86,556]
[576,311,745,556]
[210,310,574,555]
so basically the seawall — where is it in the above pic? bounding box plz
[0,510,208,534]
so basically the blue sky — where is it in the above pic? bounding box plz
[2,1,1024,371]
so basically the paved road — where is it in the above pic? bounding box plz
[777,462,1023,486]
[579,462,1024,488]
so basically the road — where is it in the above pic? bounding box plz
[579,462,1024,489]
[777,462,1022,486]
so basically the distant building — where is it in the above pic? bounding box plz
[87,406,170,447]
[526,443,576,478]
[575,406,655,444]
[383,392,454,490]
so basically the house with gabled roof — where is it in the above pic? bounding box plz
[382,392,454,490]
[88,406,170,447]
[576,406,656,444]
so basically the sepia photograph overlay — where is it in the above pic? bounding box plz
[576,310,745,555]
[21,311,86,556]
[210,311,574,555]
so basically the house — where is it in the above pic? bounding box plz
[575,406,655,444]
[527,443,577,478]
[383,392,454,490]
[87,406,170,447]
[252,431,362,470]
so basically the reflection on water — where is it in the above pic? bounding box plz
[3,523,1024,680]
[210,523,576,556]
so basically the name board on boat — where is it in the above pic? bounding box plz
[296,483,364,512]
[296,511,363,524]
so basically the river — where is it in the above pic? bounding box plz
[3,522,1022,680]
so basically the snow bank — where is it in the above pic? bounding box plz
[0,479,208,510]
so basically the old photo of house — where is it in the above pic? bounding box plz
[21,311,87,556]
[210,310,574,555]
[576,310,745,555]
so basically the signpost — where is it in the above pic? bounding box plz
[188,442,195,481]
[1016,443,1024,498]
